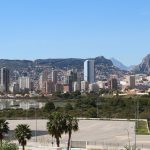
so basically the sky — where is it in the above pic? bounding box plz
[0,0,150,66]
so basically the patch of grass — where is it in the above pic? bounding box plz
[136,121,149,135]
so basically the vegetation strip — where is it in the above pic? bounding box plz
[136,121,149,135]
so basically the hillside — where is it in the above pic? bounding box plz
[133,54,150,74]
[110,58,128,70]
[0,56,127,79]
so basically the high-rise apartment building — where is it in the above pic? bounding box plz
[127,75,135,89]
[1,67,10,93]
[44,81,55,94]
[63,69,78,92]
[39,70,49,91]
[108,77,118,90]
[9,82,19,93]
[52,69,57,84]
[84,60,95,83]
[18,76,31,90]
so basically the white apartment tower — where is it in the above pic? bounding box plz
[84,60,95,83]
[52,69,57,84]
[18,76,31,90]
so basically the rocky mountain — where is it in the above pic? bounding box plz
[110,58,136,71]
[110,58,128,70]
[133,54,150,74]
[0,56,127,79]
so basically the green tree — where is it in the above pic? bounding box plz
[47,112,65,147]
[64,115,79,150]
[71,91,81,98]
[44,102,55,112]
[53,92,62,98]
[15,124,32,150]
[0,119,9,147]
[87,108,97,118]
[63,92,70,99]
[65,103,73,111]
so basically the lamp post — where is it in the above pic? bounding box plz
[134,99,139,150]
[125,128,131,148]
[35,103,37,142]
[26,101,28,120]
[96,98,100,118]
[135,121,136,150]
[96,99,98,118]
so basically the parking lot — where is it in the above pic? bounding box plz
[8,119,135,149]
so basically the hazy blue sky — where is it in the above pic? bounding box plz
[0,0,150,66]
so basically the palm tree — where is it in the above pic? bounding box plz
[47,112,65,147]
[0,119,9,147]
[64,115,79,150]
[15,124,32,150]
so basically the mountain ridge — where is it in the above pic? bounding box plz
[0,56,127,79]
[110,58,136,71]
[110,58,128,70]
[133,54,150,74]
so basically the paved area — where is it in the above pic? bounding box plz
[137,135,150,149]
[7,119,136,149]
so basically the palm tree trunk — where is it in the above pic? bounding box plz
[56,137,60,147]
[0,138,2,147]
[67,132,71,150]
[23,145,25,150]
[0,134,2,147]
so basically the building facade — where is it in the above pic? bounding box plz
[18,76,31,90]
[84,60,95,83]
[1,67,10,93]
[127,75,135,89]
[52,69,58,84]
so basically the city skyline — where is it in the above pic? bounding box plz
[1,0,150,65]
